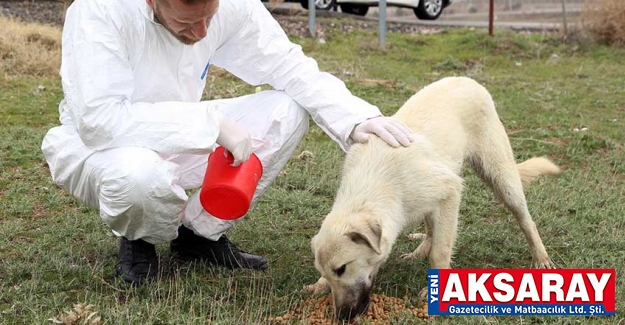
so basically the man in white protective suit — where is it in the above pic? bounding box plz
[41,0,414,285]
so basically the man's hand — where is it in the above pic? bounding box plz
[351,116,414,147]
[216,117,252,166]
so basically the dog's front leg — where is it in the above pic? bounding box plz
[304,277,330,295]
[429,190,461,269]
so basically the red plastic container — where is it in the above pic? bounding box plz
[199,146,263,220]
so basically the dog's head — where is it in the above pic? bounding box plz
[311,213,389,321]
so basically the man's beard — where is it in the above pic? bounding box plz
[153,5,200,45]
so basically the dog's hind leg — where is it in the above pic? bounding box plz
[428,191,461,269]
[403,215,432,259]
[469,140,555,268]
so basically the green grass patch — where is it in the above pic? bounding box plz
[1,19,624,324]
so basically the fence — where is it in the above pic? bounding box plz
[458,0,584,4]
[440,0,584,13]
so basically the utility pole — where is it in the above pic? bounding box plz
[489,0,494,36]
[309,0,316,37]
[560,0,568,35]
[379,0,387,48]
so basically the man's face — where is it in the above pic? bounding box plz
[147,0,219,45]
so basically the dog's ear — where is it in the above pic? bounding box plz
[310,234,318,254]
[347,220,382,255]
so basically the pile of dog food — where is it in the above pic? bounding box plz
[266,294,432,324]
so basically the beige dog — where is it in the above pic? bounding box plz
[307,77,561,320]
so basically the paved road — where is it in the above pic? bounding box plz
[266,3,581,32]
[391,6,581,31]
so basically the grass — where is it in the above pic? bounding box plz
[1,14,624,325]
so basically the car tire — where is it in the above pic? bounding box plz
[414,0,444,20]
[300,0,335,10]
[340,3,369,16]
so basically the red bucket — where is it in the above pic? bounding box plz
[199,146,263,220]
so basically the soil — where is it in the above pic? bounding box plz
[0,0,68,26]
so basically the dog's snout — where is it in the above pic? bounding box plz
[335,284,371,321]
[337,308,360,321]
[336,297,369,321]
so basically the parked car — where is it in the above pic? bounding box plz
[336,0,453,20]
[263,0,452,20]
[299,0,336,10]
[262,0,337,11]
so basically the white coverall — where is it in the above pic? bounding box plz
[41,0,382,244]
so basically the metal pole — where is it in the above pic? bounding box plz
[309,0,316,37]
[560,0,568,35]
[379,0,386,48]
[488,0,494,37]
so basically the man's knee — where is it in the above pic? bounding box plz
[258,90,309,145]
[99,159,161,210]
[95,149,185,242]
[272,90,309,130]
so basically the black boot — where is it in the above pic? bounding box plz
[115,237,158,285]
[171,225,267,270]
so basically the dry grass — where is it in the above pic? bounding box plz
[49,303,102,325]
[582,0,625,46]
[0,15,61,77]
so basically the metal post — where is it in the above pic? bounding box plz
[309,0,316,37]
[560,0,568,35]
[379,0,386,48]
[488,0,494,37]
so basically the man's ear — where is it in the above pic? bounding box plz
[347,220,382,255]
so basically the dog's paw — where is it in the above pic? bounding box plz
[415,241,431,258]
[419,287,428,299]
[407,233,426,241]
[401,252,418,260]
[304,284,326,295]
[532,258,558,269]
[304,277,330,295]
[402,247,430,260]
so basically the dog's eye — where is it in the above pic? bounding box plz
[334,264,346,277]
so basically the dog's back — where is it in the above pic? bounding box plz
[393,77,499,174]
[336,77,523,219]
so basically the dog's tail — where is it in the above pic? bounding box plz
[517,157,561,188]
